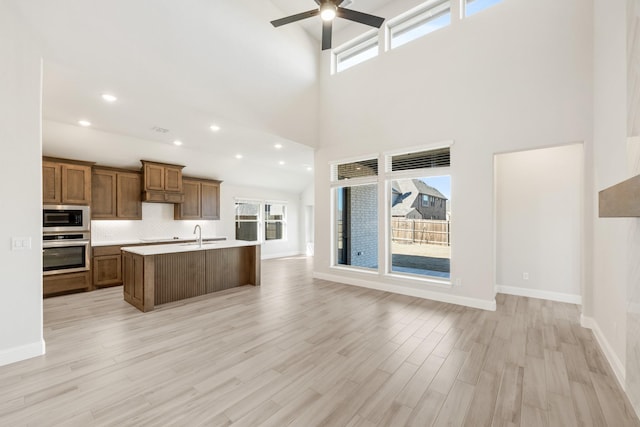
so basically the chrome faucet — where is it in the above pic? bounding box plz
[193,224,202,247]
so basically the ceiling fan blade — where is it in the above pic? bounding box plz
[271,9,319,27]
[337,8,385,28]
[322,20,333,50]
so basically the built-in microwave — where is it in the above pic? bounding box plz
[43,205,90,233]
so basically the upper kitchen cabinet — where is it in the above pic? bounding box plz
[42,157,93,205]
[92,167,142,220]
[141,160,185,203]
[175,177,221,220]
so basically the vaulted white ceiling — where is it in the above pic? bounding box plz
[11,0,398,192]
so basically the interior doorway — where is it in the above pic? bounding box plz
[494,143,583,303]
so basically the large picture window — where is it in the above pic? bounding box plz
[330,145,452,283]
[391,176,451,278]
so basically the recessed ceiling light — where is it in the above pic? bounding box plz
[173,140,183,146]
[274,143,283,149]
[235,154,243,159]
[78,120,91,127]
[210,124,221,132]
[279,161,285,165]
[101,93,117,103]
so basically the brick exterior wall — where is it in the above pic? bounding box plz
[349,185,378,268]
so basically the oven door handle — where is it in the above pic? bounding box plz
[42,240,90,249]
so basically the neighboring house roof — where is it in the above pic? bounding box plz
[391,179,447,217]
[391,205,418,217]
[392,179,447,203]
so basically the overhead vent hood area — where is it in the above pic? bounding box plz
[598,174,640,217]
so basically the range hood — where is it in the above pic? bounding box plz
[598,175,640,217]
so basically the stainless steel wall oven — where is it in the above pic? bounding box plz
[43,205,91,275]
[42,232,90,275]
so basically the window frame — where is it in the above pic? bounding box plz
[234,199,262,242]
[385,0,452,51]
[332,29,380,74]
[329,142,454,286]
[462,0,503,18]
[264,201,288,242]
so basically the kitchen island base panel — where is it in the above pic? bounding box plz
[123,244,260,312]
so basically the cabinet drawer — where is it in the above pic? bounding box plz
[92,245,122,256]
[44,271,91,297]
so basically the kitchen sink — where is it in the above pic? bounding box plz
[180,242,220,246]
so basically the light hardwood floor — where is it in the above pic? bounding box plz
[0,256,638,426]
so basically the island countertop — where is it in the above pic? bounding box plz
[121,239,260,256]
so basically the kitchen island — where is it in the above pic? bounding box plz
[121,240,260,312]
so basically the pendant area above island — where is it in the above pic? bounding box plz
[121,240,261,312]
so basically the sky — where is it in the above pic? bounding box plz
[422,176,451,200]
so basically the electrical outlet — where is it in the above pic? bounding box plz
[11,237,31,251]
[523,272,529,280]
[455,278,462,287]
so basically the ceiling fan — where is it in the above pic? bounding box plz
[271,0,385,51]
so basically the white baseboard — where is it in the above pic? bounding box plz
[495,285,582,305]
[0,339,45,368]
[314,271,496,311]
[580,315,626,390]
[262,251,304,260]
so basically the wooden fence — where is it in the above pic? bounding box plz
[391,218,450,246]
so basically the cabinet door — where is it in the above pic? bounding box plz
[93,254,122,287]
[91,169,117,218]
[176,180,201,219]
[117,172,142,219]
[201,181,220,220]
[61,164,91,205]
[144,163,165,191]
[164,166,183,192]
[42,161,62,204]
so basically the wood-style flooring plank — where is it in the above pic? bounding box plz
[0,256,636,427]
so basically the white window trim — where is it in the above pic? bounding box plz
[332,29,379,75]
[385,0,452,51]
[264,201,288,242]
[329,144,453,286]
[234,198,263,243]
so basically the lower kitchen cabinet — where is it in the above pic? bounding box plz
[93,245,123,287]
[43,271,91,297]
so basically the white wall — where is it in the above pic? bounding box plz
[495,144,583,303]
[91,203,222,243]
[584,0,630,384]
[314,0,593,309]
[0,1,45,366]
[91,185,305,260]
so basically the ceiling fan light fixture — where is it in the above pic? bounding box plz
[320,3,337,21]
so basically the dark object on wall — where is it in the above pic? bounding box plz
[598,175,640,217]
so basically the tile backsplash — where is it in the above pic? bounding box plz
[91,203,222,243]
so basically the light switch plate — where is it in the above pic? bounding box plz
[11,237,32,251]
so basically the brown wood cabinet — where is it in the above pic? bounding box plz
[42,158,93,205]
[123,244,260,312]
[43,271,91,296]
[93,245,123,287]
[92,167,142,220]
[174,177,221,220]
[141,160,185,203]
[123,250,147,310]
